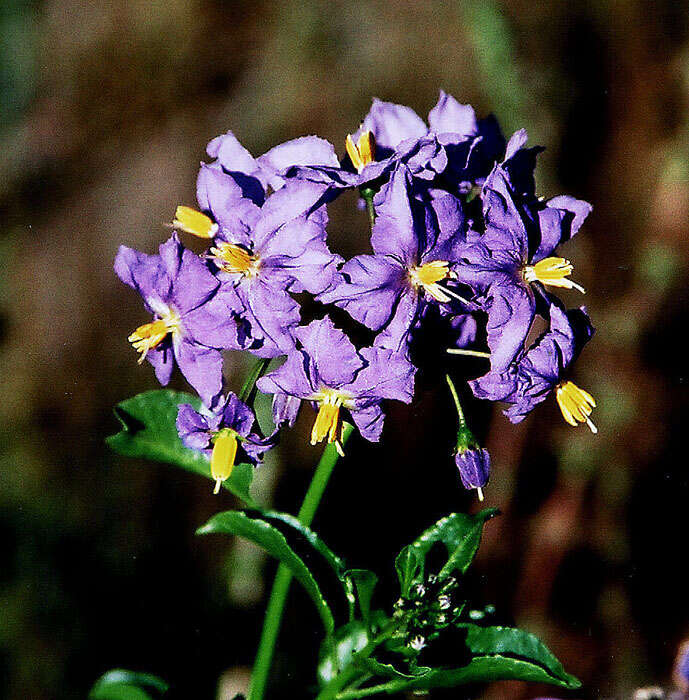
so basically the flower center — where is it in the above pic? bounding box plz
[345,130,376,173]
[210,428,239,494]
[409,261,455,303]
[210,243,261,277]
[172,206,218,239]
[128,306,181,363]
[555,381,597,433]
[523,256,585,293]
[310,390,348,455]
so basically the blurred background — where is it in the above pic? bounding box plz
[1,1,689,698]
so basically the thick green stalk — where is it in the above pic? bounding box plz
[248,423,354,700]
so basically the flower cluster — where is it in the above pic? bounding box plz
[115,91,596,494]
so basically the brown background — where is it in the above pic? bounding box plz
[1,1,688,698]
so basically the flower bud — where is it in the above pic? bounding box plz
[454,427,491,498]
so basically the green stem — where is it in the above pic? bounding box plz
[445,374,466,429]
[248,423,355,700]
[334,679,408,698]
[239,358,271,403]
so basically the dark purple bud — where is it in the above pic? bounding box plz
[455,442,491,496]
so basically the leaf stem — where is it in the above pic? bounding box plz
[445,374,466,429]
[248,423,355,700]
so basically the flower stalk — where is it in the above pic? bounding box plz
[248,423,354,700]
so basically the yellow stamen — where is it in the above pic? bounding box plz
[310,392,346,455]
[211,430,238,494]
[555,381,598,433]
[172,206,218,239]
[128,308,180,363]
[345,130,376,173]
[524,256,585,293]
[210,242,260,277]
[409,261,460,303]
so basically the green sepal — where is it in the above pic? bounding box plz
[89,669,169,700]
[454,425,479,454]
[106,390,256,506]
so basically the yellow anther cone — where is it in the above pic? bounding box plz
[211,431,239,494]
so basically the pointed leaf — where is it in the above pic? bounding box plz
[89,669,168,700]
[395,545,422,596]
[458,623,579,687]
[256,510,356,619]
[197,510,334,633]
[403,509,497,582]
[107,390,255,505]
[377,654,581,692]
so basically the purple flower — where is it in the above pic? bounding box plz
[204,129,340,196]
[470,301,597,432]
[274,91,502,199]
[177,162,342,358]
[177,393,274,494]
[114,234,244,405]
[256,317,416,450]
[455,130,592,372]
[318,165,471,354]
[358,91,504,192]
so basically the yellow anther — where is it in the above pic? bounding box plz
[210,243,260,277]
[409,261,461,303]
[345,130,376,173]
[310,391,346,455]
[128,308,180,363]
[172,206,218,239]
[555,380,597,433]
[524,256,585,294]
[210,430,239,494]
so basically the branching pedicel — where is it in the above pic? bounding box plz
[98,91,596,699]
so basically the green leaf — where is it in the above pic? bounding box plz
[360,624,580,694]
[89,669,168,700]
[404,509,498,582]
[318,619,371,686]
[394,546,422,596]
[257,510,356,619]
[317,612,391,687]
[107,390,255,505]
[197,510,335,634]
[346,569,378,627]
[458,623,580,688]
[379,654,580,693]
